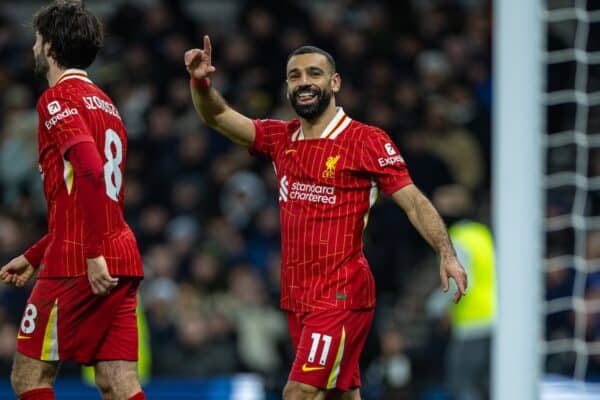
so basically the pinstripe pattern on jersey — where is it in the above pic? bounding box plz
[252,110,412,311]
[36,74,143,278]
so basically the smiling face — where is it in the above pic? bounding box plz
[286,52,341,121]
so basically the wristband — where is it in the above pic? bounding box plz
[190,76,211,90]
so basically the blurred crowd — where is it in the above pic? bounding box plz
[0,0,501,398]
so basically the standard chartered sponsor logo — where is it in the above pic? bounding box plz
[279,175,336,204]
[45,108,78,129]
[279,176,289,202]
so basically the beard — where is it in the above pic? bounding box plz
[288,85,332,121]
[34,50,49,79]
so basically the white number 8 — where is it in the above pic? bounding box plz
[104,129,123,202]
[20,304,38,334]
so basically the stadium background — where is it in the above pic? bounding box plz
[0,0,537,398]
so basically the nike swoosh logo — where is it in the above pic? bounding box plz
[17,334,31,340]
[285,149,297,155]
[302,363,325,372]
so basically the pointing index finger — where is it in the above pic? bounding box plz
[204,35,212,64]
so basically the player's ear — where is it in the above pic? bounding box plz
[331,72,341,93]
[44,42,53,59]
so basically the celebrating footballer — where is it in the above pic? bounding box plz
[185,36,468,400]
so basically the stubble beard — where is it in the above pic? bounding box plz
[34,51,49,79]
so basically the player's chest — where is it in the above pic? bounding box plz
[273,141,361,186]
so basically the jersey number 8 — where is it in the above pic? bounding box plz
[103,128,123,202]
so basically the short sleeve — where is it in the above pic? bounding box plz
[249,119,292,159]
[38,95,94,156]
[360,128,412,196]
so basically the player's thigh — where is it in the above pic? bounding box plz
[16,278,81,364]
[11,352,59,395]
[94,277,140,363]
[71,277,140,364]
[94,360,140,399]
[15,276,123,364]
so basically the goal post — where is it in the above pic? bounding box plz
[492,0,544,399]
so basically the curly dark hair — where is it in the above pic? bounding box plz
[33,0,103,69]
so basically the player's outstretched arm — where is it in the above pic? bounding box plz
[185,35,255,147]
[392,184,468,303]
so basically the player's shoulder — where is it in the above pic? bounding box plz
[258,117,301,137]
[37,80,88,110]
[348,119,390,140]
[36,86,78,118]
[259,117,300,130]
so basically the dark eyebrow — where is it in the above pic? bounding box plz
[287,66,327,77]
[287,68,300,76]
[308,66,325,74]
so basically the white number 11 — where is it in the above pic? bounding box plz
[308,332,332,366]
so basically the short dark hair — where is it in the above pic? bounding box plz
[33,0,103,69]
[287,46,336,72]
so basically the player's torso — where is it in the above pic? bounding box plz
[38,79,126,208]
[274,124,375,224]
[36,73,142,277]
[271,118,377,311]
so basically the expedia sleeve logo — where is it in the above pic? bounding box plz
[384,143,396,155]
[47,100,61,115]
[44,108,79,130]
[378,142,404,167]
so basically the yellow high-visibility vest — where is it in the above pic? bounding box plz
[449,221,496,332]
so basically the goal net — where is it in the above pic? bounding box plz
[542,0,600,397]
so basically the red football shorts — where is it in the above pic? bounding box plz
[287,308,374,391]
[16,276,141,365]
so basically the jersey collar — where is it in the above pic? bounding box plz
[56,68,93,85]
[291,107,352,141]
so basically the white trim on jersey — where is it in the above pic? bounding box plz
[293,107,352,141]
[56,68,93,85]
[291,128,301,141]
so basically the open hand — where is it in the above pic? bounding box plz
[87,256,118,295]
[440,255,468,304]
[0,255,35,288]
[184,35,217,79]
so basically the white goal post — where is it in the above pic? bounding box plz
[492,0,544,399]
[494,0,600,398]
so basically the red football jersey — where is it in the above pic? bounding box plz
[251,108,412,311]
[35,69,143,278]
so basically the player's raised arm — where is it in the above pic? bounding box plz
[185,35,255,147]
[391,184,468,304]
